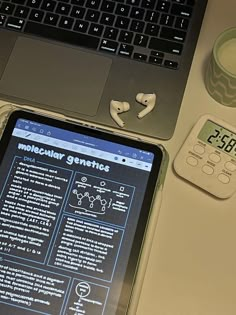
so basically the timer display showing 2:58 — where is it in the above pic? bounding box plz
[207,129,236,155]
[198,120,236,158]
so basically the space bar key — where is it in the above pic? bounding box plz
[25,22,99,50]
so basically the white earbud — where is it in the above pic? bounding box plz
[136,93,156,119]
[110,100,130,128]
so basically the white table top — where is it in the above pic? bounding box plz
[0,1,236,314]
[136,1,236,314]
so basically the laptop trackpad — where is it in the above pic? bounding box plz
[0,37,112,116]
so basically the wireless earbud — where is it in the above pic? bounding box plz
[110,100,130,128]
[136,93,156,119]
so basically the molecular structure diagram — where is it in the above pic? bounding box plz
[72,189,112,214]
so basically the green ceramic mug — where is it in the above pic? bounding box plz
[205,27,236,107]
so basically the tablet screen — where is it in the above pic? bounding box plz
[0,110,164,315]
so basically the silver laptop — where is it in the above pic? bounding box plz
[0,0,208,140]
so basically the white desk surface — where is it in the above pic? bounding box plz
[136,1,236,314]
[0,1,236,314]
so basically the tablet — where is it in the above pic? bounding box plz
[0,109,168,315]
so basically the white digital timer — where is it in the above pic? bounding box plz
[174,114,236,199]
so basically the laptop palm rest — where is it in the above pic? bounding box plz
[0,37,112,116]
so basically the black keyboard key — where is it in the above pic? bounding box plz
[104,26,118,40]
[59,16,74,29]
[149,56,162,65]
[173,0,185,4]
[119,30,133,43]
[115,16,129,29]
[85,9,100,22]
[100,38,118,53]
[74,19,88,32]
[164,59,179,69]
[175,17,189,30]
[151,50,164,58]
[25,21,99,49]
[160,26,186,42]
[41,0,56,12]
[100,13,115,26]
[186,0,195,6]
[130,7,144,20]
[133,53,147,61]
[149,37,183,55]
[130,20,144,32]
[171,3,193,17]
[160,13,174,26]
[101,0,115,13]
[71,0,85,5]
[88,22,103,36]
[134,34,148,47]
[86,0,100,10]
[44,12,59,25]
[56,2,71,15]
[29,9,44,21]
[0,14,6,26]
[119,43,133,57]
[115,3,130,16]
[156,1,171,13]
[14,5,30,18]
[145,23,159,36]
[127,0,140,5]
[0,2,15,15]
[6,16,24,29]
[70,6,85,19]
[145,10,159,23]
[141,0,155,10]
[27,0,42,8]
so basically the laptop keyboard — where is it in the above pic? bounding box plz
[0,0,196,70]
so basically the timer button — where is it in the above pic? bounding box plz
[193,144,205,155]
[209,153,221,163]
[186,156,198,166]
[225,161,236,172]
[218,173,230,184]
[202,165,214,175]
